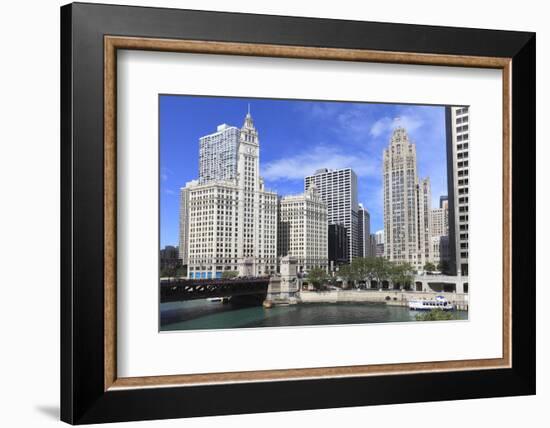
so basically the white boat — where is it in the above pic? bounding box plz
[408,295,454,311]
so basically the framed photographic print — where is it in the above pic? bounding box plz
[60,2,536,424]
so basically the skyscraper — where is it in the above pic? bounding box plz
[186,111,278,279]
[328,224,349,268]
[357,204,371,257]
[446,106,470,276]
[431,199,449,238]
[305,168,359,263]
[418,177,432,265]
[374,230,385,258]
[199,123,240,183]
[178,179,198,265]
[383,127,431,270]
[277,185,328,272]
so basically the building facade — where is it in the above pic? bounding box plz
[418,177,432,265]
[277,186,328,272]
[369,234,377,259]
[328,224,349,269]
[199,123,240,183]
[178,180,197,265]
[383,127,431,270]
[374,230,385,258]
[431,235,449,268]
[186,112,278,279]
[446,106,470,276]
[431,199,449,238]
[160,245,181,274]
[357,203,371,257]
[305,168,359,263]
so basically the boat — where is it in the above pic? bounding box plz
[207,297,223,303]
[408,295,454,311]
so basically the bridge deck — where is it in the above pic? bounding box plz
[160,278,270,302]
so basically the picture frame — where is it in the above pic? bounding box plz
[60,2,535,424]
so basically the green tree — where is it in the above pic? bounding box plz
[160,264,186,278]
[307,267,329,290]
[175,265,187,278]
[389,263,414,289]
[337,264,358,288]
[370,257,392,288]
[221,270,239,279]
[350,257,369,284]
[415,308,456,321]
[423,262,437,273]
[327,274,340,288]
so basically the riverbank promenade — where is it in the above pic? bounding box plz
[298,289,469,310]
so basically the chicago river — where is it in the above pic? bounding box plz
[160,298,468,332]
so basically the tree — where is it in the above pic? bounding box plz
[337,264,358,289]
[307,267,329,290]
[370,257,392,288]
[327,273,340,288]
[350,257,369,284]
[423,262,437,273]
[160,264,186,278]
[175,265,187,278]
[415,308,456,321]
[389,263,414,289]
[221,270,239,279]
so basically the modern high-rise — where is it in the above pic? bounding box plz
[178,179,198,265]
[429,195,450,270]
[199,123,240,183]
[357,203,371,257]
[446,106,470,276]
[160,245,181,273]
[374,230,385,258]
[186,111,278,279]
[369,234,377,259]
[431,200,449,238]
[431,235,449,268]
[383,127,431,270]
[277,185,328,272]
[328,224,349,268]
[305,168,359,263]
[418,177,432,264]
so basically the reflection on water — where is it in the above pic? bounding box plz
[160,299,468,332]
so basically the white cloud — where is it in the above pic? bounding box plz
[160,167,173,182]
[262,144,377,182]
[370,115,424,138]
[334,108,371,140]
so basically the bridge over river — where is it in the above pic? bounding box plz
[160,273,468,305]
[160,277,270,303]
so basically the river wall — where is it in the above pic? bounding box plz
[298,290,469,309]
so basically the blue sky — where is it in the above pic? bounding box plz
[160,95,448,248]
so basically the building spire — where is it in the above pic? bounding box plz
[243,104,255,130]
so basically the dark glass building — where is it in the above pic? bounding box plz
[328,224,349,269]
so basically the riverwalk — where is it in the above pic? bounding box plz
[298,290,469,310]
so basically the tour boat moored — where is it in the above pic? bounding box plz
[408,295,454,311]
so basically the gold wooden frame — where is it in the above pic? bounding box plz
[104,36,512,391]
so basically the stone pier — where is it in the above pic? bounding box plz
[265,256,301,305]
